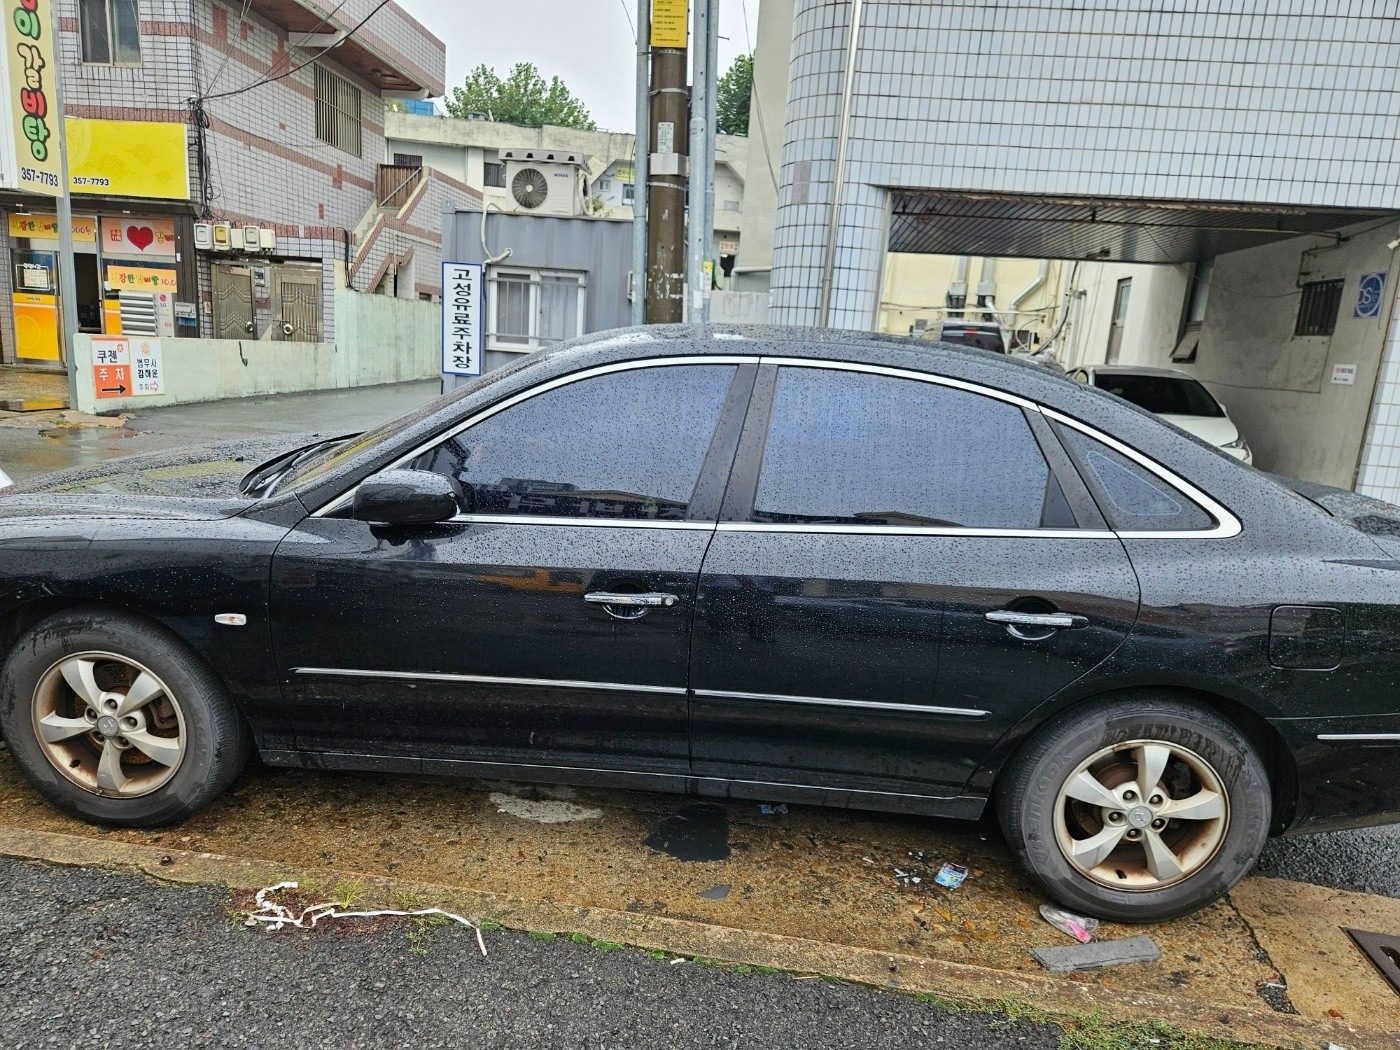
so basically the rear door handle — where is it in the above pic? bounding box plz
[584,592,679,608]
[985,610,1088,630]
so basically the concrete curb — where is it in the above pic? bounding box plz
[0,825,1388,1050]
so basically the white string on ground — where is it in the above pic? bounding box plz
[247,881,488,957]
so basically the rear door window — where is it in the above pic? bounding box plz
[750,367,1075,530]
[1057,425,1214,532]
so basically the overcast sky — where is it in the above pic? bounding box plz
[397,0,762,133]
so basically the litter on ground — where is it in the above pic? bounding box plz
[246,882,488,957]
[1038,904,1100,943]
[1030,935,1161,973]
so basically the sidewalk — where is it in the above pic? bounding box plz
[0,753,1395,1049]
[0,380,440,484]
[0,367,67,412]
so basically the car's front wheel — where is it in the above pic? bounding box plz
[997,696,1270,922]
[0,607,249,826]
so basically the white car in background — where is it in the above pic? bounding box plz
[1068,365,1253,464]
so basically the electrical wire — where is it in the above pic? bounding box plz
[200,0,256,98]
[203,0,389,101]
[617,0,636,43]
[738,0,779,193]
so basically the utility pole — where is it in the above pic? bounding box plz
[645,0,689,323]
[46,0,81,410]
[629,0,650,326]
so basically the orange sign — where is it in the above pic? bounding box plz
[92,336,132,399]
[105,264,178,292]
[8,214,98,242]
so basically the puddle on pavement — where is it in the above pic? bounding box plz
[643,802,731,862]
[0,751,1287,1019]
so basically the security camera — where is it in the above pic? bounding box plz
[1388,236,1400,251]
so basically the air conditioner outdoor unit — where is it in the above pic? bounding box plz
[501,149,584,217]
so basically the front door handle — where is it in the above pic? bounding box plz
[584,592,679,608]
[980,613,1086,638]
[585,591,679,621]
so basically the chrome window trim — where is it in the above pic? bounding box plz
[293,667,687,696]
[448,513,715,530]
[1316,733,1400,743]
[308,352,1240,542]
[716,522,1115,539]
[311,355,760,517]
[693,688,990,718]
[1041,407,1243,540]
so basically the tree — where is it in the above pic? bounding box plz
[446,63,597,130]
[716,54,753,136]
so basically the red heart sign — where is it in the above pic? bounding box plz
[126,225,155,251]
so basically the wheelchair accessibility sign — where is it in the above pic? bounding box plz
[1356,271,1388,318]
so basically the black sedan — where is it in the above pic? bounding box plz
[2,325,1398,922]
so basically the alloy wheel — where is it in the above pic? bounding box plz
[30,651,186,798]
[1052,738,1229,890]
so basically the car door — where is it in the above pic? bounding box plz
[689,362,1141,800]
[270,360,755,776]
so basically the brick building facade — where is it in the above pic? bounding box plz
[0,0,477,365]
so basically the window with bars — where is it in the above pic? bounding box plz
[1295,278,1344,337]
[487,269,587,351]
[80,0,141,65]
[315,65,362,157]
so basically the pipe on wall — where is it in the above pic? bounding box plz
[816,0,865,328]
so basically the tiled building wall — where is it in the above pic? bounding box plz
[349,169,483,300]
[771,0,1400,330]
[46,0,446,343]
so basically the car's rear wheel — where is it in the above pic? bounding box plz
[0,608,248,826]
[997,696,1270,922]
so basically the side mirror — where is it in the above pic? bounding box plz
[352,469,459,526]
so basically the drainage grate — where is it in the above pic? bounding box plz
[1343,928,1400,996]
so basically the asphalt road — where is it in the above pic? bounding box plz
[0,857,1062,1050]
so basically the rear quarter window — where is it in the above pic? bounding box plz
[1057,424,1214,533]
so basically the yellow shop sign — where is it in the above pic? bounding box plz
[65,118,190,200]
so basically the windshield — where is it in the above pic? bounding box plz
[1093,373,1223,417]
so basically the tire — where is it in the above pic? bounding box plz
[0,607,249,826]
[996,696,1270,923]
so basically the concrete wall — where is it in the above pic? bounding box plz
[1066,223,1395,488]
[72,291,441,413]
[1071,262,1191,371]
[711,291,772,325]
[733,0,795,293]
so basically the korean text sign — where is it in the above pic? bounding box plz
[6,0,61,194]
[442,262,483,377]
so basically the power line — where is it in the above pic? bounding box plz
[201,0,256,98]
[738,0,778,192]
[617,0,636,43]
[203,0,391,101]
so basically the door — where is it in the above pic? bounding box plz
[272,263,322,341]
[211,263,253,339]
[271,361,754,774]
[689,364,1140,798]
[11,250,60,361]
[1106,278,1132,363]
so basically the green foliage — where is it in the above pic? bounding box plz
[446,63,597,130]
[716,53,753,135]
